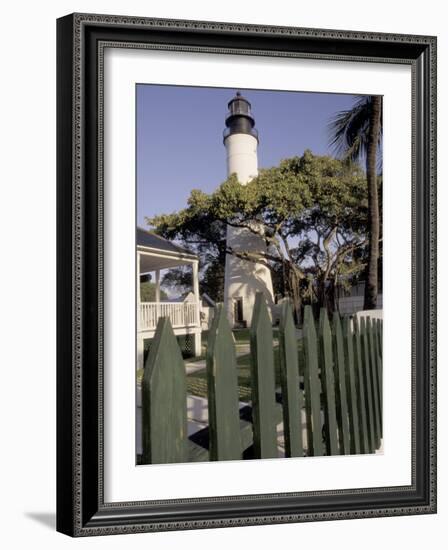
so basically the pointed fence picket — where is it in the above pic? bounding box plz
[303,305,324,456]
[333,313,351,455]
[278,301,304,458]
[372,318,383,437]
[367,317,382,449]
[343,317,361,454]
[250,293,278,459]
[142,317,187,465]
[206,304,242,461]
[353,315,370,454]
[140,293,383,464]
[319,308,339,456]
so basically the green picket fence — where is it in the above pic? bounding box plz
[141,293,383,464]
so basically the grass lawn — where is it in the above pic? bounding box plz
[187,337,303,402]
[137,327,302,404]
[232,328,251,343]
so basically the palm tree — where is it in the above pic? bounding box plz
[329,95,382,310]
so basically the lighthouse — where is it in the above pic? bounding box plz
[223,92,275,327]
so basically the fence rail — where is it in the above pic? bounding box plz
[140,301,200,331]
[141,293,383,464]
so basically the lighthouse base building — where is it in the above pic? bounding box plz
[223,224,275,328]
[222,93,274,328]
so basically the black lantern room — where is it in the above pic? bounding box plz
[223,92,259,143]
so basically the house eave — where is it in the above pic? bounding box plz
[137,244,198,262]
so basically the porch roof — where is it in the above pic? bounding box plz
[137,227,198,272]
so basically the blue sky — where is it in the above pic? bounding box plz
[136,85,360,227]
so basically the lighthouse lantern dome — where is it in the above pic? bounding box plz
[223,91,259,142]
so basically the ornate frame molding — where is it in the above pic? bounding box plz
[57,13,437,536]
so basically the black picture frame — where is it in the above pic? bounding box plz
[56,13,437,536]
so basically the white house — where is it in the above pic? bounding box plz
[337,281,383,315]
[137,227,202,369]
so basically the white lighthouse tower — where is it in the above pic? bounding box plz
[223,92,274,327]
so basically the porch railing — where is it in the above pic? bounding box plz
[140,301,200,331]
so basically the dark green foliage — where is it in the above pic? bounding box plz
[160,267,192,296]
[140,281,168,302]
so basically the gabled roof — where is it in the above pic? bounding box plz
[137,227,196,257]
[201,293,216,307]
[171,291,195,303]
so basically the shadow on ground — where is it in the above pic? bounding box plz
[25,512,56,530]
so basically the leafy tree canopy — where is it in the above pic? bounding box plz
[140,281,168,302]
[146,150,370,312]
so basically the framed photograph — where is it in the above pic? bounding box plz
[56,13,437,536]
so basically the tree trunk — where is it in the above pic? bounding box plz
[316,280,325,310]
[286,264,302,325]
[363,96,382,310]
[326,280,336,316]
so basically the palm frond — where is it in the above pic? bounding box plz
[328,95,383,164]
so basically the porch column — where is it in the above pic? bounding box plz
[193,331,202,357]
[155,269,161,321]
[155,269,161,302]
[136,252,144,370]
[192,260,199,302]
[192,260,201,356]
